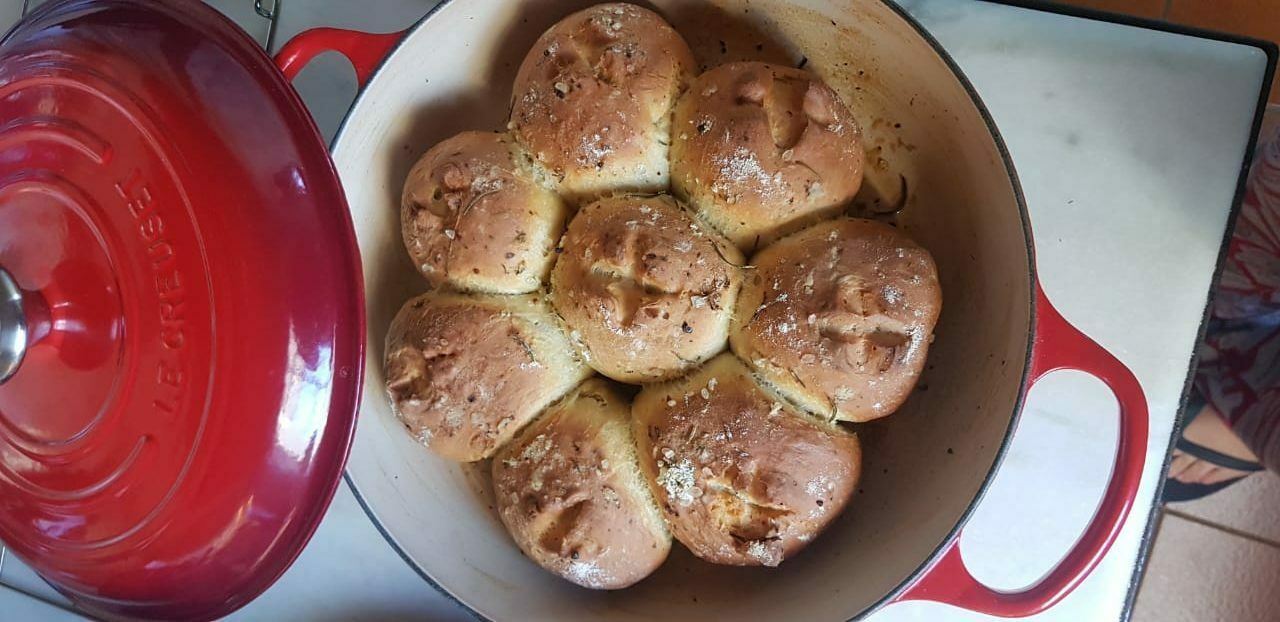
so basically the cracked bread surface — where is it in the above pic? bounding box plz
[671,62,865,253]
[510,3,696,204]
[385,291,591,461]
[550,194,743,383]
[401,131,568,294]
[730,218,941,423]
[632,353,860,566]
[493,379,671,589]
[386,1,941,590]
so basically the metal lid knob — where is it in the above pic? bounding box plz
[0,267,27,384]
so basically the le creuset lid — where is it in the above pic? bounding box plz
[0,0,364,619]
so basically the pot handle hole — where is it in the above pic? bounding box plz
[274,28,405,88]
[896,283,1149,617]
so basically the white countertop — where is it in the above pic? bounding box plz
[0,0,1269,620]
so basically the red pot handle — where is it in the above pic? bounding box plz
[274,28,405,88]
[896,282,1149,616]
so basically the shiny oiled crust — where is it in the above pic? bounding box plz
[550,194,744,382]
[493,379,671,589]
[731,219,942,422]
[671,62,865,253]
[384,291,591,461]
[510,3,696,203]
[632,354,861,567]
[401,131,568,294]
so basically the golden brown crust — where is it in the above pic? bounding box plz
[401,131,568,294]
[671,62,865,252]
[550,194,744,382]
[730,219,941,422]
[384,291,591,461]
[388,7,938,588]
[632,354,860,566]
[510,3,695,203]
[493,379,671,589]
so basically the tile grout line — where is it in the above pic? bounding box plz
[1165,507,1280,549]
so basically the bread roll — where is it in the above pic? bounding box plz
[671,62,865,252]
[510,3,695,203]
[384,291,591,461]
[730,219,941,422]
[632,354,860,567]
[550,194,743,382]
[401,131,568,294]
[493,379,671,589]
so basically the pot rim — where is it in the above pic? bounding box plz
[330,0,1037,619]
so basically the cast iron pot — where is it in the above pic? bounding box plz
[276,0,1149,619]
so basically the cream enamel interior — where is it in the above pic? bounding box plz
[334,0,1032,619]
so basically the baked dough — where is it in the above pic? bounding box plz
[385,291,591,461]
[493,379,671,589]
[632,354,861,566]
[550,194,743,382]
[510,3,695,203]
[671,62,864,252]
[730,219,941,422]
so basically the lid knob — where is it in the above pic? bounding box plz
[0,267,30,384]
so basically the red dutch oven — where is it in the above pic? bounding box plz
[0,1,1149,620]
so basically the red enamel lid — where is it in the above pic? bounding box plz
[0,0,363,620]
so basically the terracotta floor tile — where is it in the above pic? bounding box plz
[1134,513,1280,622]
[1167,473,1280,545]
[1167,0,1280,103]
[1057,0,1168,19]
